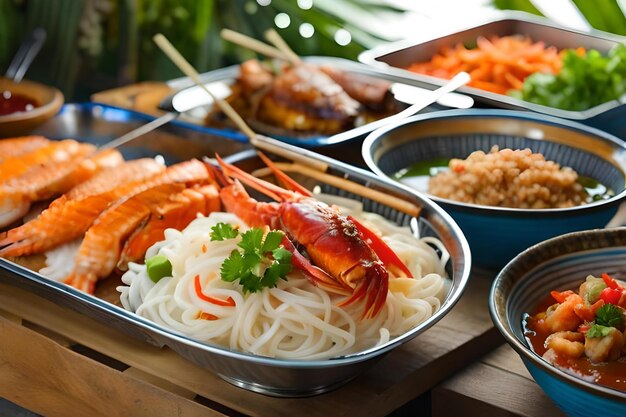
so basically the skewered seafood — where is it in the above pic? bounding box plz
[0,136,50,163]
[0,159,209,257]
[118,184,220,270]
[0,139,95,183]
[213,153,412,318]
[65,182,220,293]
[0,149,124,228]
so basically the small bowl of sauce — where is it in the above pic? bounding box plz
[0,90,39,116]
[0,76,63,137]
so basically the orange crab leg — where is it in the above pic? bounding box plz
[215,154,293,202]
[257,152,312,197]
[348,215,413,278]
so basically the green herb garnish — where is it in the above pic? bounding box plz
[210,222,239,241]
[216,226,292,293]
[586,324,614,339]
[511,44,626,111]
[595,303,624,328]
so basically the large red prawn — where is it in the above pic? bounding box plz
[212,153,413,318]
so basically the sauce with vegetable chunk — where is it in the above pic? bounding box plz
[524,273,626,392]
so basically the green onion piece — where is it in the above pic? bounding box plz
[146,254,172,283]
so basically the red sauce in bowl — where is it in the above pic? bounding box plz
[0,90,38,116]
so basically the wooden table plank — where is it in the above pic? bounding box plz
[0,314,225,417]
[432,345,566,417]
[0,271,500,417]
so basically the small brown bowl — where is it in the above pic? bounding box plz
[0,77,64,137]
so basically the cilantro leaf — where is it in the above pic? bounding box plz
[220,250,243,282]
[210,223,239,241]
[218,226,292,293]
[261,263,281,289]
[272,247,292,280]
[239,270,263,293]
[238,229,264,253]
[586,324,614,339]
[595,304,624,328]
[262,231,284,253]
[272,246,291,263]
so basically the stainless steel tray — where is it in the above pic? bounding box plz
[358,13,626,138]
[0,113,471,396]
[160,56,473,148]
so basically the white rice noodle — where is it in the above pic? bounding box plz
[118,208,449,360]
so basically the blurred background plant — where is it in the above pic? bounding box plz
[0,0,406,99]
[0,0,624,101]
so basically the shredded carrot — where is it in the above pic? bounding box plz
[406,35,563,94]
[202,243,207,253]
[199,312,218,320]
[194,274,236,306]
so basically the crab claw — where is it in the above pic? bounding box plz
[339,261,388,319]
[348,215,413,278]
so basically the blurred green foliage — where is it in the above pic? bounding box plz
[493,0,626,35]
[0,0,404,100]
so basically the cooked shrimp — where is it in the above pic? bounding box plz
[117,184,221,270]
[0,149,124,228]
[0,158,165,256]
[585,327,625,362]
[539,292,585,333]
[0,140,92,183]
[0,136,49,163]
[0,159,209,257]
[545,331,585,359]
[65,183,186,293]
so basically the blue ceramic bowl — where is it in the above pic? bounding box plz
[490,228,626,417]
[362,109,626,270]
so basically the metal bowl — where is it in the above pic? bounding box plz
[490,228,626,416]
[0,145,471,397]
[362,109,626,270]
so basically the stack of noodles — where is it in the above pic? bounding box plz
[118,207,448,360]
[0,136,220,294]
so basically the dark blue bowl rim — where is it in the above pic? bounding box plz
[489,227,626,400]
[362,108,626,214]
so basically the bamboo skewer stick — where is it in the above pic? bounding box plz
[252,163,422,218]
[153,34,257,139]
[264,28,303,66]
[220,29,290,62]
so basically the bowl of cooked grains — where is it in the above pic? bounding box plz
[362,109,626,270]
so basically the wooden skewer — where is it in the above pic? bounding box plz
[264,28,302,66]
[252,163,422,218]
[153,34,257,139]
[220,28,290,62]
